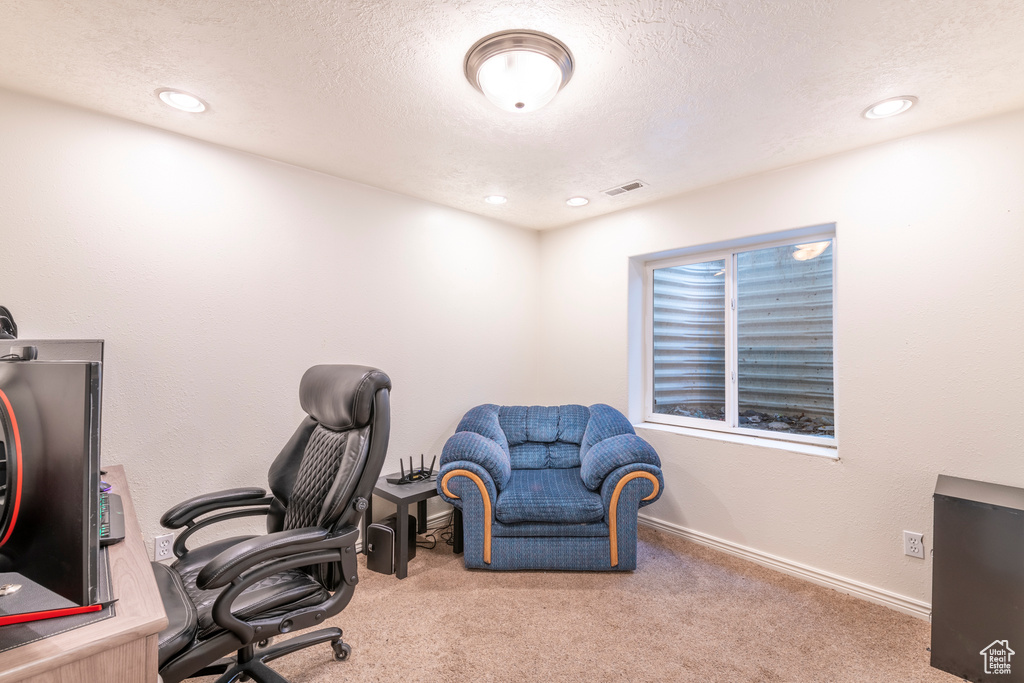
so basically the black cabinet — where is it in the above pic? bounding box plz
[932,475,1024,682]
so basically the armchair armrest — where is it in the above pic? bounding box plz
[600,463,664,568]
[600,463,664,514]
[160,487,272,529]
[437,460,498,512]
[197,526,331,590]
[580,434,661,490]
[440,431,511,489]
[437,460,497,565]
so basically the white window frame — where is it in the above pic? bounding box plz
[642,229,837,449]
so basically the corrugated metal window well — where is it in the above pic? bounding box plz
[649,237,834,443]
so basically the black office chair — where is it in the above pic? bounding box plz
[151,365,391,683]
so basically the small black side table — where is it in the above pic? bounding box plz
[362,474,438,579]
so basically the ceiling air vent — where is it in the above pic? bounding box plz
[602,180,647,197]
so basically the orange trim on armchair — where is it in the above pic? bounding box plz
[441,469,492,564]
[608,471,660,567]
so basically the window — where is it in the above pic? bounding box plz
[645,232,835,445]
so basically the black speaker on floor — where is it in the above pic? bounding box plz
[365,513,416,575]
[932,475,1024,682]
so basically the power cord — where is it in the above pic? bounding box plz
[416,508,456,550]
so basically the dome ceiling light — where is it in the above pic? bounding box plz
[863,96,917,119]
[465,30,574,113]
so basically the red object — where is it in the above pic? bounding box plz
[0,388,24,548]
[0,600,116,627]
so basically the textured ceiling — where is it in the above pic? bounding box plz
[1,0,1023,230]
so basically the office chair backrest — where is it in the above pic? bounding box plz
[266,365,391,537]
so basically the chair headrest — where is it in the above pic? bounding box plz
[299,365,392,431]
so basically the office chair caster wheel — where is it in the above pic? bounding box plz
[332,641,351,661]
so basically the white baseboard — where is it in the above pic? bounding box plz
[638,515,932,621]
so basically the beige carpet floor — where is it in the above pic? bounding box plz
[201,526,955,682]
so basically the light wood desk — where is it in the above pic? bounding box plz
[0,465,167,682]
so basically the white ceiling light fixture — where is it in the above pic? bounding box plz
[465,30,574,113]
[566,197,589,207]
[863,96,917,119]
[484,195,507,205]
[156,88,208,113]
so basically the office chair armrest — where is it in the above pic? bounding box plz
[207,526,361,645]
[196,526,334,590]
[579,434,661,491]
[160,488,271,529]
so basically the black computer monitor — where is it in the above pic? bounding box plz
[0,360,101,606]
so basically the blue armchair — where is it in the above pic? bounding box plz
[437,404,663,571]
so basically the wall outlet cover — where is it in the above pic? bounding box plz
[154,533,175,562]
[904,531,925,559]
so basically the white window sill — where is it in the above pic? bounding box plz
[635,422,840,461]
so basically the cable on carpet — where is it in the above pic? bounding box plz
[416,508,456,549]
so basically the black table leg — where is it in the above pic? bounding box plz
[361,495,373,555]
[396,503,409,579]
[453,508,463,555]
[417,499,428,533]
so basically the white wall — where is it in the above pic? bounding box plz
[538,108,1024,607]
[5,84,1023,612]
[0,89,541,546]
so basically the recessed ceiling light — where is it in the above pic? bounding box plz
[156,88,208,113]
[484,195,507,205]
[465,30,574,113]
[863,96,917,119]
[566,197,589,207]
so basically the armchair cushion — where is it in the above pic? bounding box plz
[508,442,581,470]
[440,431,511,490]
[579,434,661,491]
[494,468,604,525]
[579,403,637,461]
[454,404,510,456]
[498,405,589,446]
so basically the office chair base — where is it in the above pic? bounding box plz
[204,628,348,683]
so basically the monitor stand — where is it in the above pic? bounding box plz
[0,550,113,654]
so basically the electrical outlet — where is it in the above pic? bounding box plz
[904,531,925,559]
[154,533,174,562]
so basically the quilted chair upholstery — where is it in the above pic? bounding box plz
[151,365,391,683]
[438,404,663,571]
